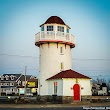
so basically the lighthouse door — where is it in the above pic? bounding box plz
[73,84,80,101]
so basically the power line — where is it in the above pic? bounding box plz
[0,67,39,70]
[0,54,110,60]
[0,54,39,58]
[72,59,110,61]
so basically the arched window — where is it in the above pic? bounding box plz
[10,75,14,80]
[1,76,4,80]
[5,75,9,80]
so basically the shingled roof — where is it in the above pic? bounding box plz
[40,16,70,28]
[44,16,65,25]
[47,69,91,80]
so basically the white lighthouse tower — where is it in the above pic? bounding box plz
[35,16,75,95]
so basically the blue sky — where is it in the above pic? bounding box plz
[0,0,110,79]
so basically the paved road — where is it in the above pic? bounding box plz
[1,107,110,110]
[0,107,82,110]
[0,102,110,110]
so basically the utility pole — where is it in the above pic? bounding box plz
[24,66,27,96]
[0,79,1,96]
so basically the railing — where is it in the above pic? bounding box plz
[35,31,75,44]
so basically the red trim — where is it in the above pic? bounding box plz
[48,42,50,48]
[35,40,75,48]
[47,69,91,80]
[65,44,66,49]
[40,44,43,49]
[57,42,58,48]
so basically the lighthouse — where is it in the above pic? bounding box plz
[35,16,92,101]
[35,16,75,95]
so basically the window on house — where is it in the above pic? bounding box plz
[54,82,57,94]
[41,26,44,31]
[15,88,17,92]
[57,26,64,32]
[10,75,14,80]
[10,83,14,86]
[1,76,4,80]
[22,81,26,86]
[17,80,21,86]
[4,83,7,86]
[60,62,64,70]
[47,26,53,31]
[5,75,9,80]
[1,83,4,86]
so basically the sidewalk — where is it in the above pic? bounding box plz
[0,102,110,108]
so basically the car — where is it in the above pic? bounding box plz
[0,96,17,103]
[108,90,110,95]
[25,93,33,96]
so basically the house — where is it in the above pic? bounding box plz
[18,75,38,96]
[0,74,22,95]
[0,74,38,96]
[98,83,107,96]
[92,83,101,96]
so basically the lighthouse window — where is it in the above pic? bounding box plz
[41,26,44,31]
[60,62,64,70]
[47,26,53,31]
[60,47,64,54]
[57,26,64,32]
[60,47,63,53]
[66,28,69,33]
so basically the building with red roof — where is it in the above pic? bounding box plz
[47,69,91,80]
[46,69,92,101]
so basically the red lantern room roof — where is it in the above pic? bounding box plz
[45,16,65,25]
[40,16,70,27]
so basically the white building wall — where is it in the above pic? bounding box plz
[39,43,72,95]
[63,79,76,96]
[102,87,107,93]
[48,80,53,95]
[48,79,63,96]
[78,79,92,96]
[63,78,92,96]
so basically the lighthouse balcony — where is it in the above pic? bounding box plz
[35,31,75,48]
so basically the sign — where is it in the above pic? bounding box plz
[27,82,35,87]
[19,88,25,94]
[31,88,36,93]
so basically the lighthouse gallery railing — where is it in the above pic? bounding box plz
[35,31,75,44]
